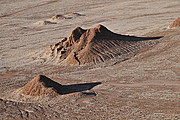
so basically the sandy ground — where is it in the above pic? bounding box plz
[0,0,180,119]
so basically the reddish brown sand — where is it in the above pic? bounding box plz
[20,75,61,96]
[48,24,159,65]
[169,17,180,28]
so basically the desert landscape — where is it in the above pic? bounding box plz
[0,0,180,119]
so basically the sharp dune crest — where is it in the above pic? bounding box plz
[20,75,62,96]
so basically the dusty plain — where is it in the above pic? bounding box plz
[0,0,180,119]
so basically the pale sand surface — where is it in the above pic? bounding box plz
[0,0,180,119]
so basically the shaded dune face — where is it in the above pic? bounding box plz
[169,17,180,28]
[48,24,162,65]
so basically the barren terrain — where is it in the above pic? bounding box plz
[0,0,180,120]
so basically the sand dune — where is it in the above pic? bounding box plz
[46,24,161,65]
[1,75,101,103]
[21,74,101,96]
[20,75,62,96]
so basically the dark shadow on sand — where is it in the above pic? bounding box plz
[37,75,101,95]
[94,32,163,42]
[91,25,163,41]
[60,82,101,95]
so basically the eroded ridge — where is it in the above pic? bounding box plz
[46,24,160,65]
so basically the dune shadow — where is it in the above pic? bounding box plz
[50,22,57,24]
[91,26,163,42]
[59,82,101,95]
[133,36,163,41]
[21,75,101,96]
[43,80,102,95]
[95,30,163,42]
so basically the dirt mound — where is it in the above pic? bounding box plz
[169,17,180,28]
[34,20,56,25]
[47,24,160,65]
[51,14,70,20]
[20,75,62,96]
[51,13,85,20]
[0,75,101,103]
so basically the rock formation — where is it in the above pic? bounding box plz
[47,24,158,65]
